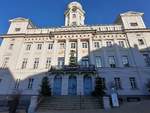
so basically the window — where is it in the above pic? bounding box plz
[81,57,89,67]
[100,78,106,89]
[28,78,34,89]
[130,22,138,26]
[94,41,100,48]
[129,77,137,89]
[48,43,53,50]
[2,57,9,68]
[72,14,76,18]
[9,44,14,50]
[71,42,76,48]
[106,41,112,47]
[122,56,129,67]
[15,28,21,32]
[119,41,125,47]
[108,56,116,68]
[33,58,39,69]
[72,22,77,26]
[82,42,88,48]
[138,39,144,45]
[114,77,122,89]
[60,42,65,49]
[143,54,150,66]
[26,44,31,50]
[95,56,102,68]
[14,79,20,89]
[46,58,51,69]
[37,43,42,50]
[58,57,64,68]
[21,58,28,69]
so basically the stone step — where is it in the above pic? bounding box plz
[37,96,103,111]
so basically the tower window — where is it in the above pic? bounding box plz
[72,22,77,26]
[15,28,21,32]
[72,14,76,18]
[130,22,138,26]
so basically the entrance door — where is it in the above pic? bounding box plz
[53,75,62,96]
[68,76,77,95]
[84,75,92,95]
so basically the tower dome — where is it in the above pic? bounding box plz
[65,1,85,26]
[68,1,83,10]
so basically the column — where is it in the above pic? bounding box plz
[51,40,58,66]
[64,39,70,65]
[89,38,95,65]
[77,39,82,64]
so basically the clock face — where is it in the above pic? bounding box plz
[72,6,77,12]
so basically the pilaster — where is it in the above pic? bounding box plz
[51,40,58,66]
[64,39,70,65]
[89,38,95,65]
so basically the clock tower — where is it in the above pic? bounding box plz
[65,1,85,26]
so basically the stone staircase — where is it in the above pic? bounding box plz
[37,96,103,112]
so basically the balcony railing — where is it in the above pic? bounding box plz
[48,65,96,74]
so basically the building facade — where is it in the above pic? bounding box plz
[0,2,150,98]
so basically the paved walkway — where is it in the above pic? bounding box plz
[37,100,150,113]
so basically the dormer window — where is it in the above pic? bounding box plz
[130,22,138,26]
[15,28,21,32]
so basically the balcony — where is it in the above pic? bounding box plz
[48,65,96,74]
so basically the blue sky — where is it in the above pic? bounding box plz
[0,0,150,34]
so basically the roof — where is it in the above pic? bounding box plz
[9,17,30,22]
[120,11,144,16]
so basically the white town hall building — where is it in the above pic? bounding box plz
[0,1,150,99]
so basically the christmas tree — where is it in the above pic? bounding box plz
[40,76,51,96]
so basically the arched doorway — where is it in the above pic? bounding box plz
[84,75,92,95]
[53,75,62,96]
[68,75,77,95]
